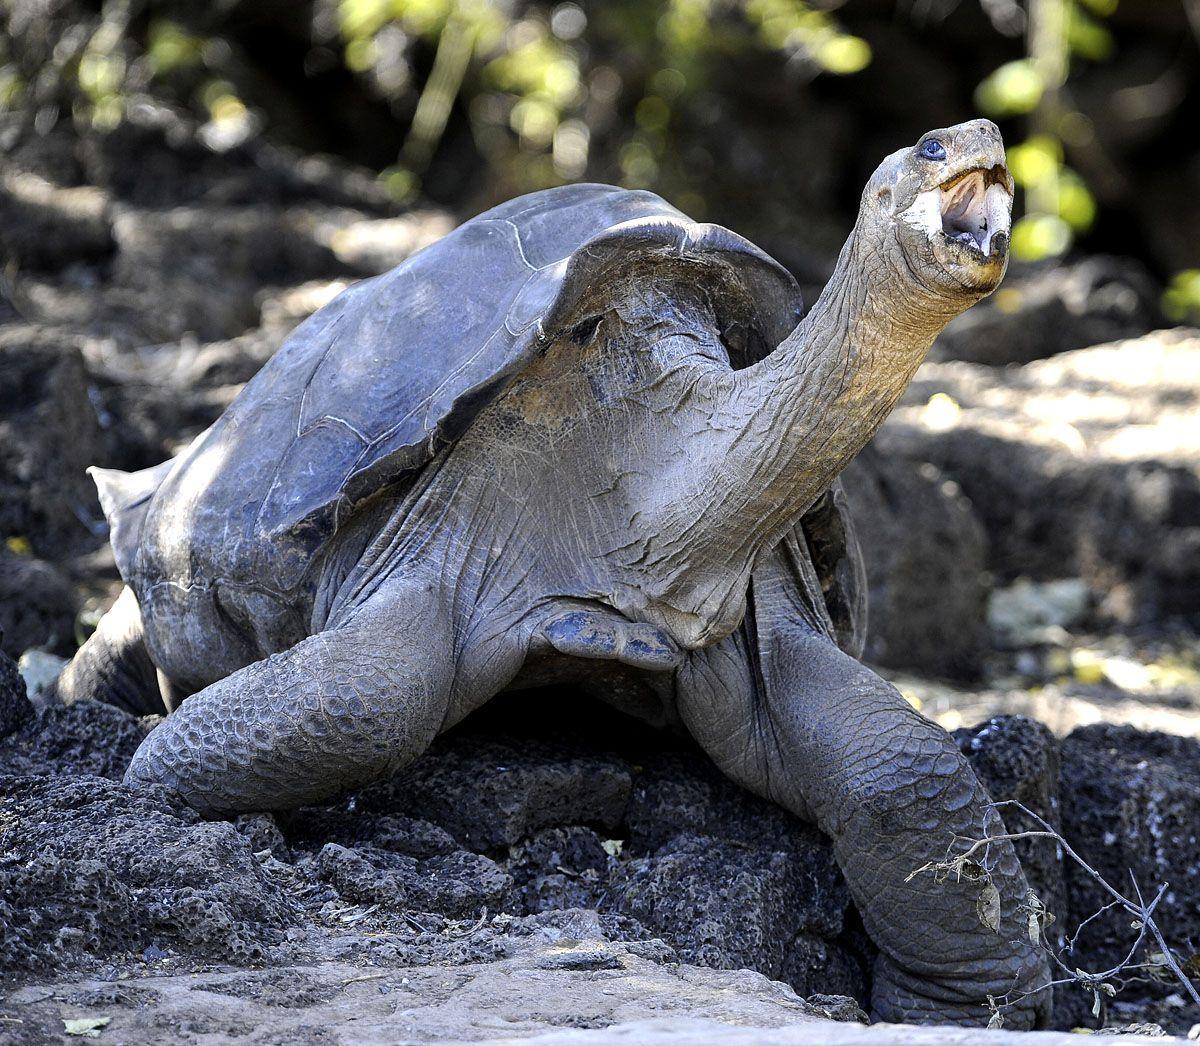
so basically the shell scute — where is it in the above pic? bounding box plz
[118,184,806,592]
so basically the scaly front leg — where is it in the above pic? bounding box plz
[124,577,463,815]
[676,541,1050,1027]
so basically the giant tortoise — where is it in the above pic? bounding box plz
[57,119,1047,1026]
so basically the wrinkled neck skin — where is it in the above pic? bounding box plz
[705,223,961,551]
[644,222,968,636]
[331,219,975,669]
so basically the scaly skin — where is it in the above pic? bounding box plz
[124,578,457,810]
[53,587,163,716]
[677,538,1050,1027]
[65,120,1049,1025]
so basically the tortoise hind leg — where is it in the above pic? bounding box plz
[124,578,461,815]
[54,587,167,716]
[675,542,1051,1028]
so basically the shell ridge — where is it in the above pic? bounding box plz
[487,218,539,272]
[195,183,803,593]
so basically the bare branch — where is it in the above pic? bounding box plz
[910,798,1200,1024]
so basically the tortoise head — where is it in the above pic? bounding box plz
[859,119,1014,299]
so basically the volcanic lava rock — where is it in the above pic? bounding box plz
[314,842,510,918]
[508,827,612,914]
[0,774,297,972]
[280,807,458,860]
[0,326,109,557]
[109,205,346,343]
[614,747,861,999]
[876,329,1200,626]
[0,700,150,780]
[0,648,34,739]
[359,734,633,851]
[0,546,78,659]
[0,170,114,272]
[610,834,861,995]
[956,715,1064,931]
[933,256,1160,366]
[1061,725,1200,972]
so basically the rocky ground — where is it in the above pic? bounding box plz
[4,680,1200,1043]
[3,110,1200,1043]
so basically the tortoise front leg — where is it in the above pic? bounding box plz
[54,586,166,715]
[676,555,1050,1027]
[124,578,464,815]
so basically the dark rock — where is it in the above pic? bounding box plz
[0,546,78,658]
[1060,726,1200,971]
[0,325,109,557]
[0,648,34,738]
[842,444,990,680]
[366,815,460,859]
[619,745,855,997]
[804,993,870,1023]
[314,842,510,918]
[0,773,297,972]
[625,748,833,863]
[0,276,18,322]
[362,735,632,851]
[77,106,396,214]
[932,256,1161,366]
[0,700,150,780]
[0,171,114,271]
[781,933,866,1003]
[956,716,1065,937]
[533,944,623,971]
[508,827,611,914]
[610,834,848,980]
[280,807,458,860]
[595,912,668,954]
[233,813,291,863]
[108,205,348,343]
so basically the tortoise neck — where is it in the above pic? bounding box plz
[680,223,959,578]
[746,225,953,503]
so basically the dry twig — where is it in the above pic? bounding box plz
[909,798,1200,1027]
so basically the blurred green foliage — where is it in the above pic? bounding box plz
[0,0,1125,232]
[2,0,1195,304]
[330,0,1116,267]
[975,0,1112,262]
[329,0,872,201]
[1164,270,1200,324]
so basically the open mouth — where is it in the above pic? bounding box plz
[939,164,1011,258]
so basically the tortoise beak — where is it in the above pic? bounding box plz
[938,164,1012,258]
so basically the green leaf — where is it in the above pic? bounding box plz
[1164,270,1200,323]
[1068,8,1114,62]
[817,36,871,75]
[975,60,1044,117]
[1007,135,1062,188]
[1056,171,1096,231]
[1011,214,1072,262]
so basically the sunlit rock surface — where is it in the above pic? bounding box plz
[878,329,1200,627]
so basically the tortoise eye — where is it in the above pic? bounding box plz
[920,139,946,161]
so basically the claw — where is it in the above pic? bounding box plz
[542,609,682,671]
